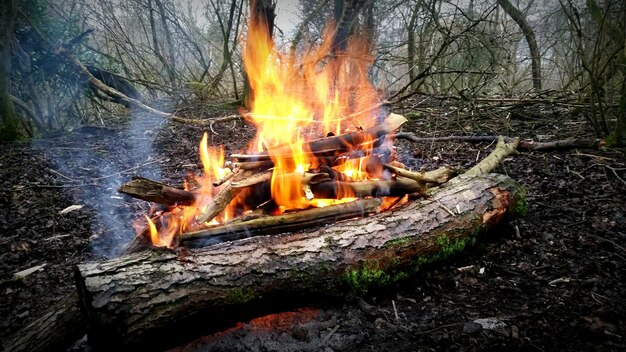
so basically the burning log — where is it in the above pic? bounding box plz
[309,177,425,198]
[230,113,407,162]
[182,198,382,245]
[74,173,525,350]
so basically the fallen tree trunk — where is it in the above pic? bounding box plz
[75,173,524,350]
[0,292,85,352]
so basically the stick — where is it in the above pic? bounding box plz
[463,136,519,177]
[195,170,253,224]
[118,177,195,206]
[182,198,382,245]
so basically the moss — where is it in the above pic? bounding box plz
[385,236,413,248]
[344,266,390,293]
[343,263,412,294]
[226,287,256,305]
[510,187,528,218]
[413,234,476,271]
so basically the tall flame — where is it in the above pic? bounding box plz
[243,7,380,210]
[137,7,392,247]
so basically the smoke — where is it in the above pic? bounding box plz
[33,110,164,259]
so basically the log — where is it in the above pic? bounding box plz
[0,292,85,352]
[182,198,382,246]
[195,169,254,224]
[310,177,425,198]
[118,176,195,206]
[230,113,407,162]
[75,173,525,350]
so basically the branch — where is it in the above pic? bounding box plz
[394,133,604,151]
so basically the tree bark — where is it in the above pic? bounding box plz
[496,0,542,91]
[75,173,524,350]
[0,0,21,140]
[0,292,85,352]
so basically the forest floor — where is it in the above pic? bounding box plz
[1,96,625,351]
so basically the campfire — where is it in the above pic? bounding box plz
[120,8,445,249]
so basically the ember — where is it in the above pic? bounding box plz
[124,6,431,248]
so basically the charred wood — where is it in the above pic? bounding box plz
[118,176,195,206]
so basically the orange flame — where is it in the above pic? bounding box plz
[143,215,162,247]
[242,8,380,209]
[136,9,395,247]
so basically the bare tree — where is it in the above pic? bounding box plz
[496,0,542,91]
[0,0,20,140]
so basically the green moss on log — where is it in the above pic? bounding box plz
[511,187,528,217]
[343,265,410,293]
[414,234,477,270]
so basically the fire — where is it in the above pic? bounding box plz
[242,6,380,210]
[136,7,405,248]
[143,215,161,247]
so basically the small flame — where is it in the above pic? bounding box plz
[144,214,162,247]
[200,132,229,181]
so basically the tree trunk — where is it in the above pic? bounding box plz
[0,292,85,352]
[0,0,21,140]
[75,173,524,350]
[406,2,420,91]
[497,0,542,91]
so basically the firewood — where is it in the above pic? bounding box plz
[182,198,382,245]
[118,176,195,206]
[310,177,426,199]
[230,113,407,162]
[75,173,525,350]
[225,160,274,170]
[212,168,236,187]
[382,164,453,186]
[195,169,253,224]
[230,170,272,188]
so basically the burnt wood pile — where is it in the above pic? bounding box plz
[119,113,457,249]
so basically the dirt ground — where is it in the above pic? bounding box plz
[1,98,625,351]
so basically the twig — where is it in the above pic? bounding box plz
[394,133,603,151]
[392,300,399,321]
[320,325,340,345]
[605,165,626,187]
[436,199,456,217]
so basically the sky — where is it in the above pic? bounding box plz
[274,0,301,37]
